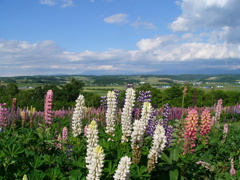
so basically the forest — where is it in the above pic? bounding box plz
[0,77,240,111]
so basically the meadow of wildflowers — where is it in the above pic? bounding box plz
[0,86,240,179]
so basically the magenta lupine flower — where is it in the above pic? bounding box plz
[44,90,53,125]
[62,127,68,141]
[200,109,211,144]
[183,109,198,155]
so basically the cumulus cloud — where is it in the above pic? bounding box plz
[0,39,240,76]
[39,0,74,8]
[104,13,129,24]
[131,18,157,30]
[169,0,240,43]
[137,35,178,52]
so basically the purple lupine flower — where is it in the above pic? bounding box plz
[44,90,53,125]
[137,91,152,107]
[161,103,173,147]
[126,84,134,88]
[100,96,107,109]
[146,108,158,136]
[114,89,120,109]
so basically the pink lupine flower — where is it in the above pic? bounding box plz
[84,125,88,136]
[223,123,228,134]
[0,103,8,128]
[214,99,222,123]
[230,158,236,176]
[56,134,62,150]
[221,123,229,143]
[183,109,198,155]
[211,116,216,126]
[44,90,53,125]
[62,127,68,141]
[200,109,211,144]
[196,161,214,172]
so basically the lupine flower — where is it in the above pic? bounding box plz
[20,111,26,128]
[131,119,145,164]
[114,89,120,109]
[100,96,107,109]
[221,123,229,143]
[62,127,68,141]
[84,125,88,136]
[113,156,131,180]
[86,120,99,169]
[230,158,236,176]
[66,145,73,160]
[11,98,17,129]
[161,103,174,147]
[215,99,222,122]
[44,90,53,125]
[121,88,135,143]
[140,102,152,128]
[146,108,158,136]
[183,109,198,155]
[86,145,105,180]
[196,161,214,172]
[26,106,36,128]
[137,91,152,108]
[56,134,62,150]
[147,124,166,173]
[200,109,211,144]
[22,174,28,180]
[131,102,152,163]
[105,91,117,136]
[223,123,228,134]
[0,103,8,128]
[72,94,85,137]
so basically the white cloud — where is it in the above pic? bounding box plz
[39,0,74,8]
[131,18,157,30]
[137,35,178,52]
[104,14,129,24]
[169,0,240,44]
[61,0,74,8]
[1,39,240,76]
[40,0,57,6]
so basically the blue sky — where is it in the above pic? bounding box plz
[1,0,240,76]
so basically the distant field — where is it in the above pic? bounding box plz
[83,85,128,96]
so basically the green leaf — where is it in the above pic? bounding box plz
[30,155,43,169]
[170,147,180,162]
[169,168,179,180]
[161,153,172,165]
[195,144,204,152]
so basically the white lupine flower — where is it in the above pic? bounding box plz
[121,88,136,143]
[140,102,152,129]
[86,121,99,168]
[131,119,145,149]
[113,156,131,180]
[105,91,117,135]
[147,124,166,172]
[72,94,85,137]
[86,145,105,180]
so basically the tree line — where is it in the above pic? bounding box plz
[0,79,240,111]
